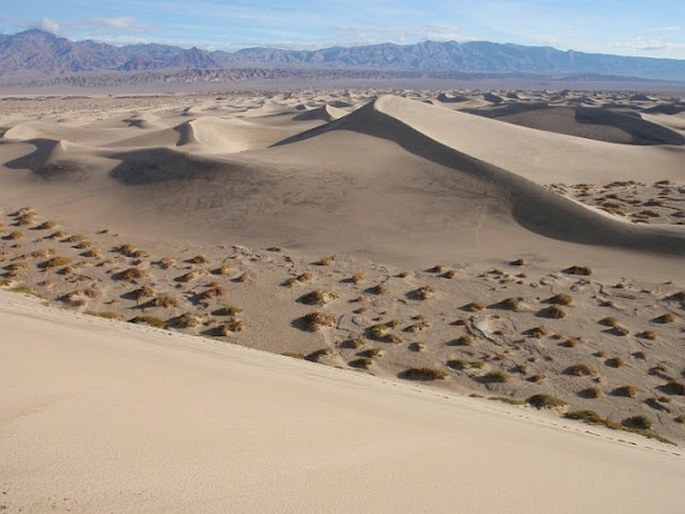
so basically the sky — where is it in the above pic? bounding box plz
[1,0,685,59]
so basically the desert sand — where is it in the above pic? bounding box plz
[1,88,684,511]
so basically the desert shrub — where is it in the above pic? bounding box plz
[197,285,228,301]
[612,385,638,397]
[403,320,430,333]
[565,410,603,423]
[114,267,146,281]
[16,213,37,225]
[526,326,548,338]
[462,302,484,312]
[605,357,624,368]
[85,311,120,319]
[446,359,484,370]
[129,286,155,301]
[316,256,334,266]
[29,248,57,258]
[168,313,202,328]
[509,258,525,266]
[541,305,567,319]
[399,368,448,381]
[565,364,597,376]
[175,271,198,283]
[674,415,685,424]
[83,287,99,298]
[599,316,619,327]
[212,306,242,316]
[281,352,305,359]
[560,338,577,348]
[639,330,657,340]
[350,272,365,284]
[129,316,165,328]
[361,348,383,358]
[563,265,592,276]
[302,312,336,332]
[349,358,373,369]
[298,290,337,306]
[622,415,652,430]
[35,221,57,230]
[235,271,253,283]
[611,325,630,336]
[340,337,365,349]
[652,313,677,324]
[411,285,435,300]
[441,270,457,279]
[449,335,475,346]
[408,342,425,352]
[156,257,176,269]
[578,386,603,399]
[527,374,546,383]
[46,230,66,240]
[548,293,573,305]
[498,297,521,310]
[9,285,42,298]
[80,249,102,258]
[489,396,524,405]
[4,231,23,240]
[187,255,209,264]
[40,256,71,269]
[305,348,337,362]
[526,394,567,409]
[367,323,402,344]
[367,283,387,295]
[146,294,178,308]
[217,319,246,334]
[483,370,510,383]
[660,381,685,395]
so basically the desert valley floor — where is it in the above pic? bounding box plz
[1,88,684,512]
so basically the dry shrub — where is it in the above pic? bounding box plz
[212,306,242,316]
[83,287,99,298]
[447,359,484,370]
[403,320,430,333]
[622,416,652,430]
[85,311,119,320]
[579,386,603,399]
[298,290,338,306]
[175,271,198,283]
[498,297,521,310]
[217,319,245,334]
[652,313,676,324]
[565,364,597,376]
[4,231,23,240]
[560,338,577,348]
[351,272,365,284]
[46,230,66,240]
[599,316,619,327]
[610,325,630,336]
[129,316,165,328]
[639,330,657,340]
[41,256,72,269]
[605,357,624,368]
[235,271,253,283]
[482,370,510,383]
[316,256,334,266]
[527,374,546,383]
[305,348,337,362]
[303,312,336,332]
[168,313,202,329]
[660,381,685,395]
[16,213,37,225]
[548,293,573,305]
[35,220,57,230]
[462,301,484,312]
[526,326,548,338]
[399,368,448,381]
[412,285,435,300]
[526,394,567,409]
[115,267,146,281]
[542,305,567,319]
[563,265,592,276]
[187,255,209,265]
[148,294,178,308]
[63,235,85,243]
[612,385,638,397]
[129,286,155,301]
[450,334,475,346]
[284,271,314,287]
[408,342,425,352]
[198,285,228,301]
[441,270,457,279]
[367,283,387,295]
[349,358,373,369]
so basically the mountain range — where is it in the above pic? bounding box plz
[1,29,685,82]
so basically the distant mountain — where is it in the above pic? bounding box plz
[1,29,685,81]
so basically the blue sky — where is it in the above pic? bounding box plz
[1,0,685,58]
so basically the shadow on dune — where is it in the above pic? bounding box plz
[274,99,685,255]
[2,138,90,179]
[575,107,685,146]
[108,147,236,185]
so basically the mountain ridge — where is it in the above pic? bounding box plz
[1,29,685,81]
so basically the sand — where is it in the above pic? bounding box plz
[1,88,684,511]
[1,290,683,513]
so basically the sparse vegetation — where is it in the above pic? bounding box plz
[399,367,448,381]
[447,359,484,370]
[298,289,337,306]
[85,311,120,319]
[526,394,567,409]
[316,256,334,266]
[349,358,373,369]
[302,312,337,332]
[482,370,510,383]
[612,385,638,398]
[623,415,652,430]
[462,301,484,312]
[563,265,592,276]
[548,293,573,305]
[565,364,597,376]
[129,316,165,328]
[213,306,242,316]
[652,313,676,324]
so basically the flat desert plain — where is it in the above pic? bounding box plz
[1,89,684,512]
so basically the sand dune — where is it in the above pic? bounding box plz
[1,291,682,513]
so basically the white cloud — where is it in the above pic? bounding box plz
[331,23,476,45]
[610,37,685,53]
[653,26,682,33]
[37,18,61,34]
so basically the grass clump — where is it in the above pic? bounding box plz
[9,285,42,298]
[399,367,448,381]
[563,265,592,276]
[412,285,435,300]
[403,320,430,333]
[541,305,567,319]
[4,230,23,240]
[212,306,242,316]
[497,297,522,311]
[526,394,568,409]
[450,334,475,346]
[489,396,525,405]
[674,415,685,424]
[622,415,652,430]
[482,370,510,383]
[525,326,548,339]
[605,357,624,368]
[85,311,120,320]
[175,271,198,283]
[302,312,337,332]
[548,293,573,305]
[366,283,387,295]
[612,385,638,398]
[578,386,603,399]
[145,294,178,308]
[129,316,165,328]
[34,220,57,230]
[298,290,338,306]
[187,255,209,265]
[115,267,146,281]
[599,316,619,327]
[349,358,373,369]
[284,272,314,287]
[652,313,677,324]
[462,301,484,312]
[40,256,72,269]
[660,381,685,395]
[168,313,202,329]
[565,363,597,377]
[446,359,484,370]
[316,256,334,266]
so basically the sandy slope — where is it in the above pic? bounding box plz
[1,290,682,513]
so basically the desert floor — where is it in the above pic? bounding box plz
[1,88,684,511]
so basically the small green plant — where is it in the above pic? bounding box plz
[9,285,42,298]
[622,415,652,430]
